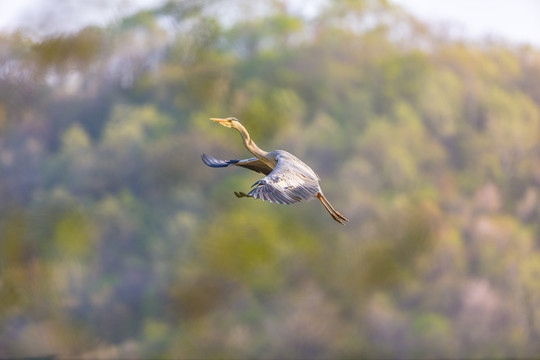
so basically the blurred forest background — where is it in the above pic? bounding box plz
[2,0,540,358]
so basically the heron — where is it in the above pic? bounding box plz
[201,117,350,225]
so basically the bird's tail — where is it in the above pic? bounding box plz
[317,192,350,225]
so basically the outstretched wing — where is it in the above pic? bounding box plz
[201,154,273,175]
[248,152,320,204]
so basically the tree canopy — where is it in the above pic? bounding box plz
[1,0,540,358]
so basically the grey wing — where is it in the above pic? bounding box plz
[248,153,321,204]
[201,154,273,175]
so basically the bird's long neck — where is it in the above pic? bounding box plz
[234,122,269,160]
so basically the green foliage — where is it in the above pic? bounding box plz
[31,27,104,71]
[61,123,91,152]
[103,104,173,145]
[197,204,317,294]
[419,68,464,138]
[1,0,540,358]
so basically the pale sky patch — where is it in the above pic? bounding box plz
[0,0,539,47]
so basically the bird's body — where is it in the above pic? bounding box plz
[202,117,349,224]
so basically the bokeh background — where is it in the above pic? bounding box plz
[2,0,540,358]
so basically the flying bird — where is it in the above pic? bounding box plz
[201,117,349,225]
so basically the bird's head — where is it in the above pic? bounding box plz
[210,117,240,129]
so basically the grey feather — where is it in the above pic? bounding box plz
[247,151,321,205]
[201,154,273,175]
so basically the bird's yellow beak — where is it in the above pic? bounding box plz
[210,117,233,128]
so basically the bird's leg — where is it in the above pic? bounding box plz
[317,193,345,225]
[319,192,349,222]
[317,193,350,224]
[234,191,251,198]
